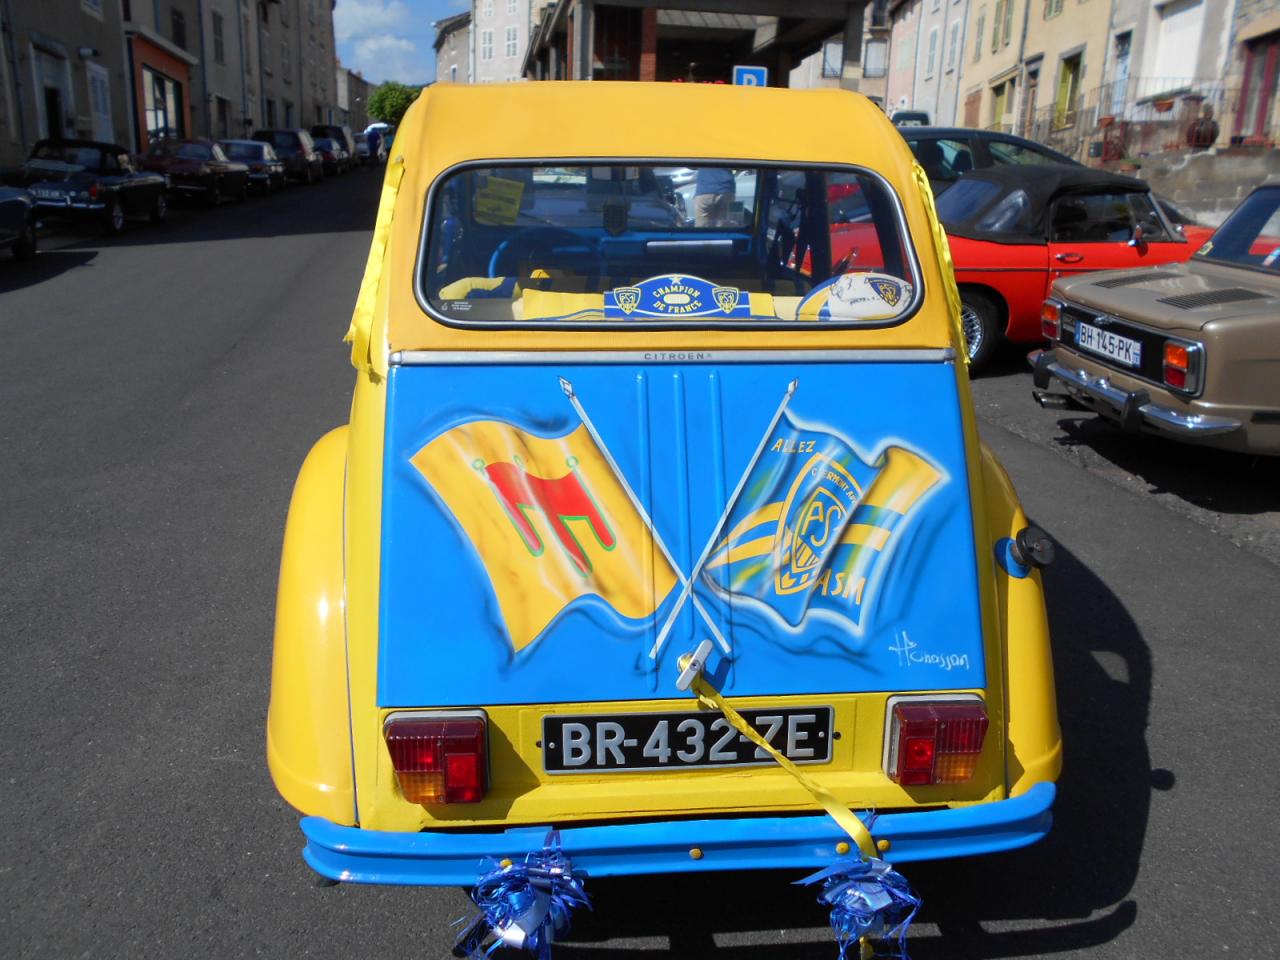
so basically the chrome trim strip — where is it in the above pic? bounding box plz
[390,348,956,366]
[1035,354,1241,437]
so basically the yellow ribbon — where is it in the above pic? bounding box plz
[689,673,877,859]
[910,161,967,365]
[345,154,406,379]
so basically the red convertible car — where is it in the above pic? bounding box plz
[935,166,1200,367]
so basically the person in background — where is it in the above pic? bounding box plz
[367,128,383,162]
[694,166,735,227]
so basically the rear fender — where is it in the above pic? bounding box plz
[978,442,1063,794]
[267,426,356,824]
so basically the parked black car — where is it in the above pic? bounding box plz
[142,138,250,205]
[898,127,1078,196]
[251,129,324,184]
[220,139,287,191]
[4,139,167,234]
[310,123,356,161]
[0,185,37,260]
[313,137,351,176]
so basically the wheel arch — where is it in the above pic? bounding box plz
[957,281,1011,337]
[977,441,1063,796]
[266,425,357,824]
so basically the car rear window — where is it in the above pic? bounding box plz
[419,162,920,327]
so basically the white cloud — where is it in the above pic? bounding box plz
[334,0,411,43]
[351,34,426,84]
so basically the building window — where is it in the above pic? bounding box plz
[508,0,517,11]
[1054,52,1082,128]
[81,0,104,18]
[974,9,985,62]
[481,30,493,61]
[265,97,276,126]
[212,12,226,64]
[483,0,493,16]
[216,96,230,138]
[450,64,458,82]
[925,27,939,78]
[171,7,187,49]
[309,0,317,23]
[1045,0,1063,19]
[259,1,269,26]
[946,22,960,72]
[505,26,518,59]
[932,0,940,10]
[822,38,843,78]
[143,66,184,143]
[864,39,887,78]
[1236,32,1278,137]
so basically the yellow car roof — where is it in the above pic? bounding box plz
[349,82,962,368]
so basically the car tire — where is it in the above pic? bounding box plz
[103,200,126,235]
[959,289,1002,371]
[208,179,222,206]
[305,165,315,185]
[150,192,168,223]
[13,219,37,259]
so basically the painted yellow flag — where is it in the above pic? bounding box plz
[412,420,677,652]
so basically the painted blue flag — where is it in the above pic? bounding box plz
[704,410,941,631]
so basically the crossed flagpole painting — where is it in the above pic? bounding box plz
[411,376,942,658]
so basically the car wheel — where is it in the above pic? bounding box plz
[150,192,168,223]
[13,220,37,259]
[305,165,314,185]
[959,290,1002,371]
[208,179,222,206]
[104,200,126,235]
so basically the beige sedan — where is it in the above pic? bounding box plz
[1029,178,1280,456]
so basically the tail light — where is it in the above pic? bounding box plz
[884,696,988,786]
[1041,299,1061,340]
[88,182,100,200]
[1162,340,1201,393]
[384,712,487,804]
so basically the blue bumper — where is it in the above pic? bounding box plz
[299,782,1055,886]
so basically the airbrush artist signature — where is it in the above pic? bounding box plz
[889,630,970,672]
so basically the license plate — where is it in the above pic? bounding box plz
[1076,321,1142,367]
[542,706,833,773]
[32,189,63,200]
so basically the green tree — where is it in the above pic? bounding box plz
[367,82,421,127]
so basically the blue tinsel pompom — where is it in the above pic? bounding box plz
[797,857,921,959]
[454,830,590,959]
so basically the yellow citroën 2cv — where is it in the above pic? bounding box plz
[267,82,1061,958]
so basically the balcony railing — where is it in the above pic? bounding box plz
[1014,77,1273,164]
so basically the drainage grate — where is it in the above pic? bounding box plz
[1093,273,1163,289]
[1156,288,1269,309]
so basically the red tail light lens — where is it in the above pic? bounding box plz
[384,713,487,804]
[88,182,100,200]
[885,698,988,785]
[1162,340,1200,393]
[1041,300,1061,340]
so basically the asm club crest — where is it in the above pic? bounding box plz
[704,409,941,630]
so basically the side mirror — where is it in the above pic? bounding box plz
[1127,223,1145,247]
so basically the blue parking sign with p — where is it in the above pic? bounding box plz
[733,65,768,87]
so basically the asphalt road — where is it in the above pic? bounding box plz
[2,171,1277,959]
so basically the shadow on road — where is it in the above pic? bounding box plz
[0,248,98,293]
[1052,415,1280,515]
[547,541,1153,958]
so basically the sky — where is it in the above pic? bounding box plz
[334,0,466,87]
